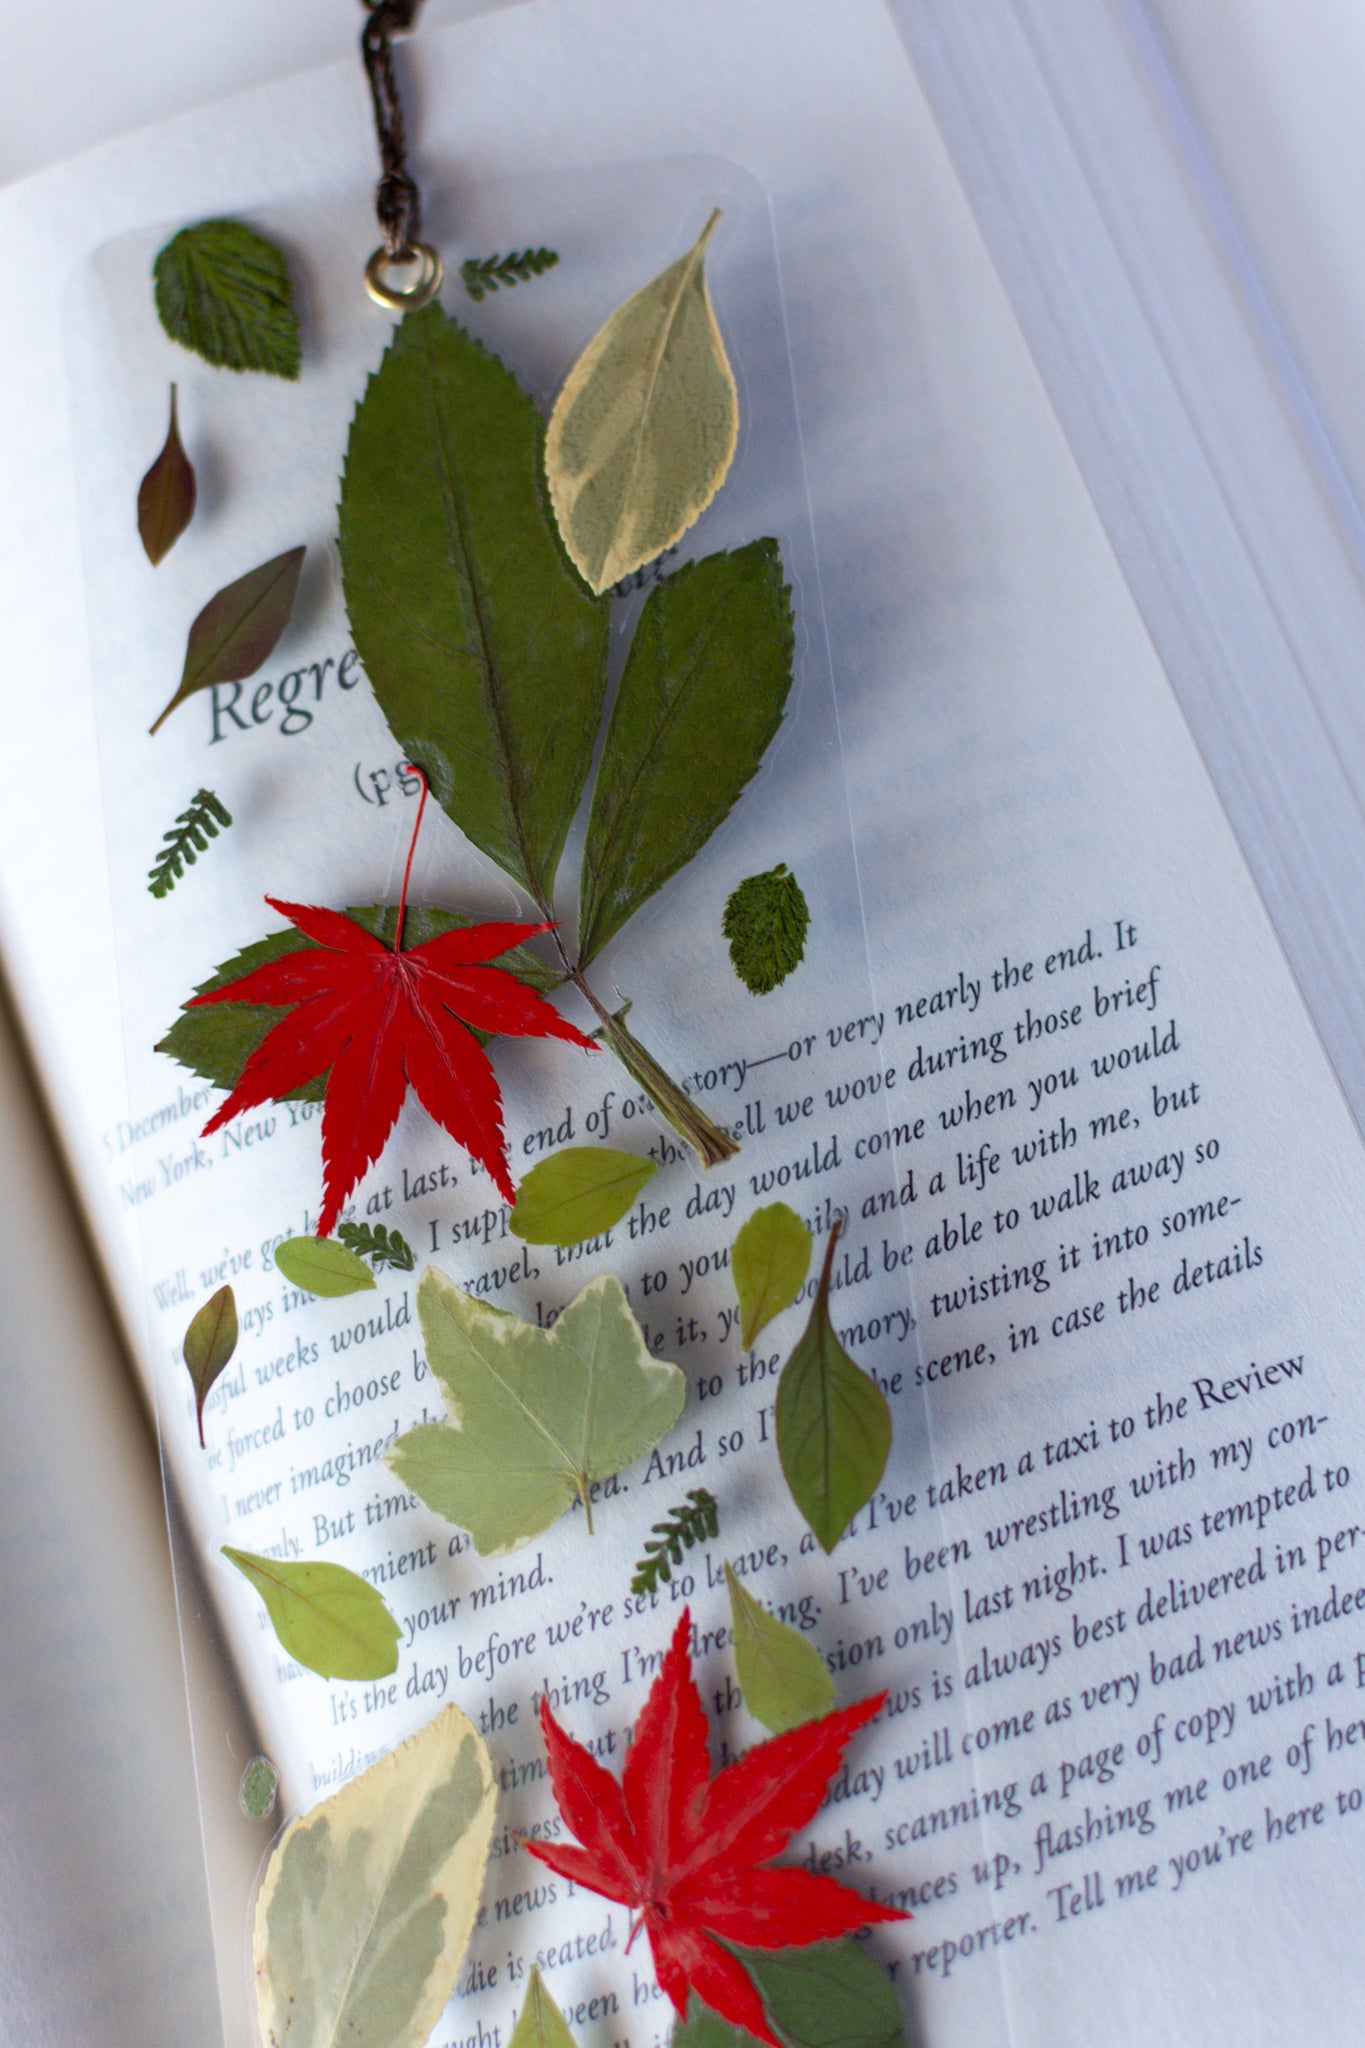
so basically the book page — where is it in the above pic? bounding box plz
[15,2,1365,2045]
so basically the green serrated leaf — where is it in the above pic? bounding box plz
[578,542,793,964]
[240,1754,279,1821]
[254,1704,497,2048]
[732,1202,812,1350]
[735,1943,907,2048]
[388,1268,685,1554]
[150,546,305,734]
[724,1563,833,1733]
[274,1236,377,1298]
[156,906,558,1097]
[775,1228,891,1553]
[337,1221,415,1272]
[338,303,611,906]
[509,1968,579,2048]
[182,1283,238,1447]
[545,212,738,593]
[137,384,196,564]
[510,1145,656,1246]
[153,218,300,377]
[724,864,809,994]
[222,1547,400,1681]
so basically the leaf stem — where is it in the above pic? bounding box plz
[394,764,430,954]
[565,965,739,1168]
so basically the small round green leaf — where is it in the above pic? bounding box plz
[240,1755,279,1821]
[723,863,810,994]
[510,1145,657,1246]
[274,1235,376,1297]
[725,1563,834,1733]
[153,218,301,377]
[733,1202,812,1349]
[222,1547,399,1680]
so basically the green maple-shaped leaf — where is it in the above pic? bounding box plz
[724,864,809,994]
[153,218,300,377]
[578,542,793,964]
[388,1268,685,1554]
[338,303,610,907]
[222,1547,400,1681]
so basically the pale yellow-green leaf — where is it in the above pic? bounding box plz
[387,1267,685,1554]
[545,210,738,593]
[253,1703,497,2048]
[732,1201,812,1349]
[509,1145,656,1246]
[509,1968,580,2048]
[222,1548,399,1681]
[725,1562,834,1734]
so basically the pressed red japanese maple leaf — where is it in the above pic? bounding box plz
[187,775,594,1234]
[522,1609,907,2045]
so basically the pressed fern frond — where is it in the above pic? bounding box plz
[460,247,559,303]
[148,789,232,899]
[630,1488,719,1597]
[337,1221,415,1272]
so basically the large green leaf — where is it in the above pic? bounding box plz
[670,1944,906,2048]
[156,906,558,1097]
[222,1548,400,1681]
[387,1268,685,1554]
[253,1704,497,2048]
[577,542,793,964]
[338,304,611,906]
[775,1230,891,1553]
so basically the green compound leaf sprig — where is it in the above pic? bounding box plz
[153,219,301,377]
[724,862,809,994]
[338,1221,415,1271]
[148,788,232,899]
[461,247,559,302]
[631,1488,719,1597]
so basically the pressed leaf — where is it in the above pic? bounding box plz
[222,1547,400,1681]
[509,1968,579,2048]
[254,1702,498,2048]
[545,211,738,593]
[578,543,793,964]
[150,545,305,735]
[724,865,809,994]
[153,218,300,378]
[148,787,232,899]
[461,248,559,303]
[137,384,196,563]
[274,1236,376,1298]
[725,1564,833,1734]
[387,1267,685,1554]
[736,1942,908,2048]
[182,1283,238,1447]
[775,1226,891,1553]
[156,906,558,1097]
[241,1755,280,1821]
[338,1221,415,1272]
[510,1144,656,1246]
[733,1202,812,1350]
[632,1488,718,1597]
[338,303,610,905]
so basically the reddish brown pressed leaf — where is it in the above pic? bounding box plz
[150,544,305,734]
[137,384,197,565]
[183,1283,238,1446]
[522,1610,907,2045]
[187,899,595,1235]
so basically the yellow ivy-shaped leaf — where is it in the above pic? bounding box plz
[545,211,738,593]
[253,1703,498,2048]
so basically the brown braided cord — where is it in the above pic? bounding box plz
[361,0,427,259]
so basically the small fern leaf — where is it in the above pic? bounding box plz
[630,1488,719,1597]
[148,788,232,899]
[460,247,559,303]
[337,1221,416,1272]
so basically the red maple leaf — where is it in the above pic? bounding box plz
[187,773,594,1234]
[522,1610,908,2045]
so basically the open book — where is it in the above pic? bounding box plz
[5,2,1365,2045]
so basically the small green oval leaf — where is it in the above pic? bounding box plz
[725,1563,834,1733]
[240,1755,279,1821]
[254,1703,498,2048]
[510,1968,580,2048]
[150,545,305,735]
[137,384,196,564]
[274,1236,377,1298]
[546,211,738,593]
[153,218,300,378]
[510,1145,657,1246]
[775,1225,891,1552]
[222,1547,399,1680]
[733,1202,811,1349]
[182,1283,238,1447]
[724,864,810,994]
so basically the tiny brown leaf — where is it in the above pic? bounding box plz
[150,545,305,735]
[183,1283,238,1446]
[137,385,196,565]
